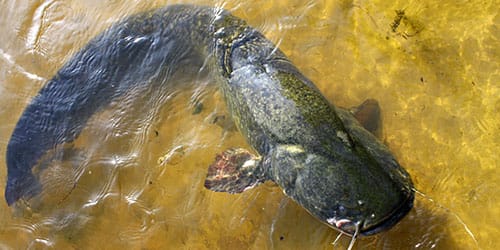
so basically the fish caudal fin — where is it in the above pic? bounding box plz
[204,148,266,194]
[5,173,41,206]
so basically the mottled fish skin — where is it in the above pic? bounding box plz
[214,13,414,236]
[5,5,414,236]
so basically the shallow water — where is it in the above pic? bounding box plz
[0,0,498,249]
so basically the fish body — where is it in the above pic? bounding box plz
[5,5,414,236]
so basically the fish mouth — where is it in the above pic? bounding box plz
[359,189,415,236]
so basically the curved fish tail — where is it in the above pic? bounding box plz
[5,5,223,205]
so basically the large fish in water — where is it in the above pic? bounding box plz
[5,5,414,238]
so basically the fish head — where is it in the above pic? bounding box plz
[268,143,414,236]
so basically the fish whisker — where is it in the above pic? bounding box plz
[412,187,480,248]
[346,221,360,250]
[331,232,343,247]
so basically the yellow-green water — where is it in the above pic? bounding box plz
[0,0,498,249]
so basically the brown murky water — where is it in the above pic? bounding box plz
[0,0,498,249]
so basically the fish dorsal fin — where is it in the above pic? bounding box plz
[349,99,382,138]
[204,148,266,193]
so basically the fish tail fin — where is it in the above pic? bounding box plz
[5,173,41,206]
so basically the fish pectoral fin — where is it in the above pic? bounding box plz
[350,99,382,138]
[204,148,265,194]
